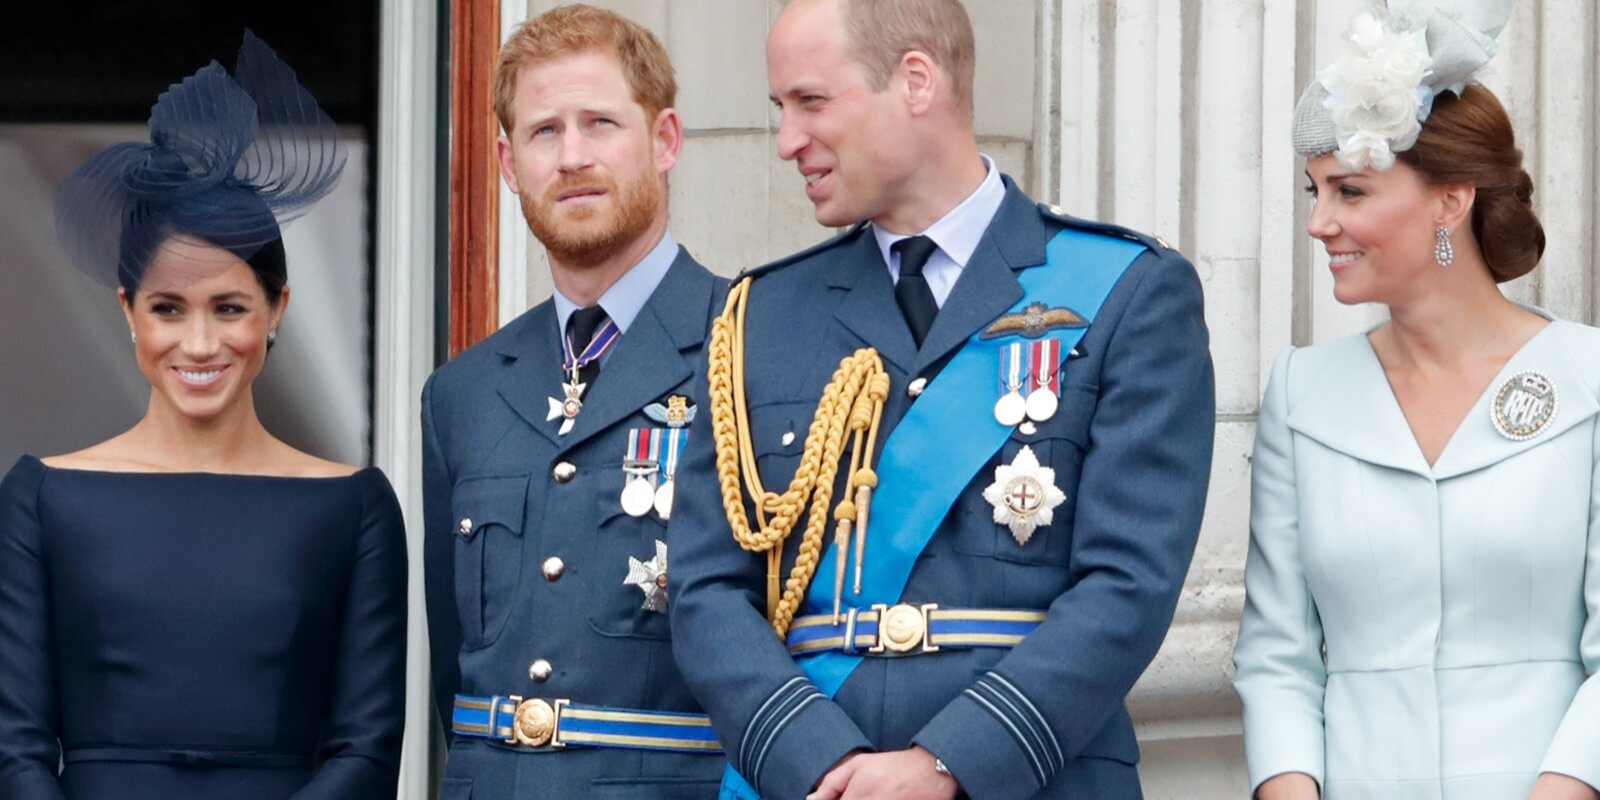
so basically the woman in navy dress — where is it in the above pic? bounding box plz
[0,33,407,799]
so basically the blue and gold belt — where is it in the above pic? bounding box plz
[452,695,720,753]
[785,604,1046,656]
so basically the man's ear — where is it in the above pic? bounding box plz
[496,133,521,194]
[651,107,684,175]
[898,50,938,116]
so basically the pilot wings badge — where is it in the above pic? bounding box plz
[981,303,1087,340]
[644,395,696,429]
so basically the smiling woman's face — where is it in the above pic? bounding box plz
[120,236,287,423]
[1304,153,1447,307]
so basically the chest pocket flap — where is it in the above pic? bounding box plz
[451,474,530,648]
[452,475,528,541]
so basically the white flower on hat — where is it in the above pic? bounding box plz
[1318,8,1434,170]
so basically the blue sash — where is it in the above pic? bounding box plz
[720,228,1146,799]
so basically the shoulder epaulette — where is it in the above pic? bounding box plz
[737,221,871,281]
[1035,202,1177,255]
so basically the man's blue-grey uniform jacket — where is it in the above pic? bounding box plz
[667,178,1215,800]
[423,250,729,800]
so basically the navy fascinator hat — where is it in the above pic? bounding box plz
[54,30,345,292]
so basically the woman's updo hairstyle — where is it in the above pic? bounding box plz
[1398,83,1544,283]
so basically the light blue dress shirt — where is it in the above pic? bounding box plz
[553,230,680,339]
[871,154,1005,308]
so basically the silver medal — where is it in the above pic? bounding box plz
[621,476,656,517]
[994,391,1027,427]
[653,479,676,519]
[1025,388,1058,422]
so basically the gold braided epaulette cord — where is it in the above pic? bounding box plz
[708,276,889,639]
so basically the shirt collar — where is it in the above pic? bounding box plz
[871,154,1004,269]
[553,231,679,336]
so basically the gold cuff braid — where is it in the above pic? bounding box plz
[708,276,889,639]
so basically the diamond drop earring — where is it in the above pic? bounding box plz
[1435,225,1454,267]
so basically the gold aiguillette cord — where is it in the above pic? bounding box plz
[708,276,889,639]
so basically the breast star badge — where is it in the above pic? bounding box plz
[624,539,669,613]
[982,445,1066,546]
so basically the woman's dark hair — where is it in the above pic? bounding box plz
[1398,83,1545,283]
[243,238,288,305]
[117,236,288,306]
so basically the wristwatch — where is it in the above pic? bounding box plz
[933,757,952,777]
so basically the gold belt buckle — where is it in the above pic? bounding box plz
[506,697,570,748]
[868,602,940,654]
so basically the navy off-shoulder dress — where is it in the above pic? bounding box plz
[0,455,408,799]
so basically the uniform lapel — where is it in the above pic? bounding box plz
[912,181,1045,376]
[557,250,715,451]
[827,232,919,375]
[494,303,568,448]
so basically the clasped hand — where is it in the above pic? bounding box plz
[806,746,959,800]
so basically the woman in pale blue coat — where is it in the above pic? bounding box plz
[1233,3,1600,799]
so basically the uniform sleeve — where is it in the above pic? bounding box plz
[0,459,66,800]
[1537,400,1600,790]
[1231,348,1329,793]
[668,370,872,800]
[292,471,408,800]
[420,376,463,738]
[909,248,1216,800]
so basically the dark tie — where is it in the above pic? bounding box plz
[893,236,940,348]
[565,305,610,391]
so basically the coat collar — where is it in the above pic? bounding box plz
[492,248,717,449]
[492,302,564,446]
[1286,320,1600,480]
[823,177,1049,376]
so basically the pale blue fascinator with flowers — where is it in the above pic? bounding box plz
[54,31,345,290]
[1293,0,1515,170]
